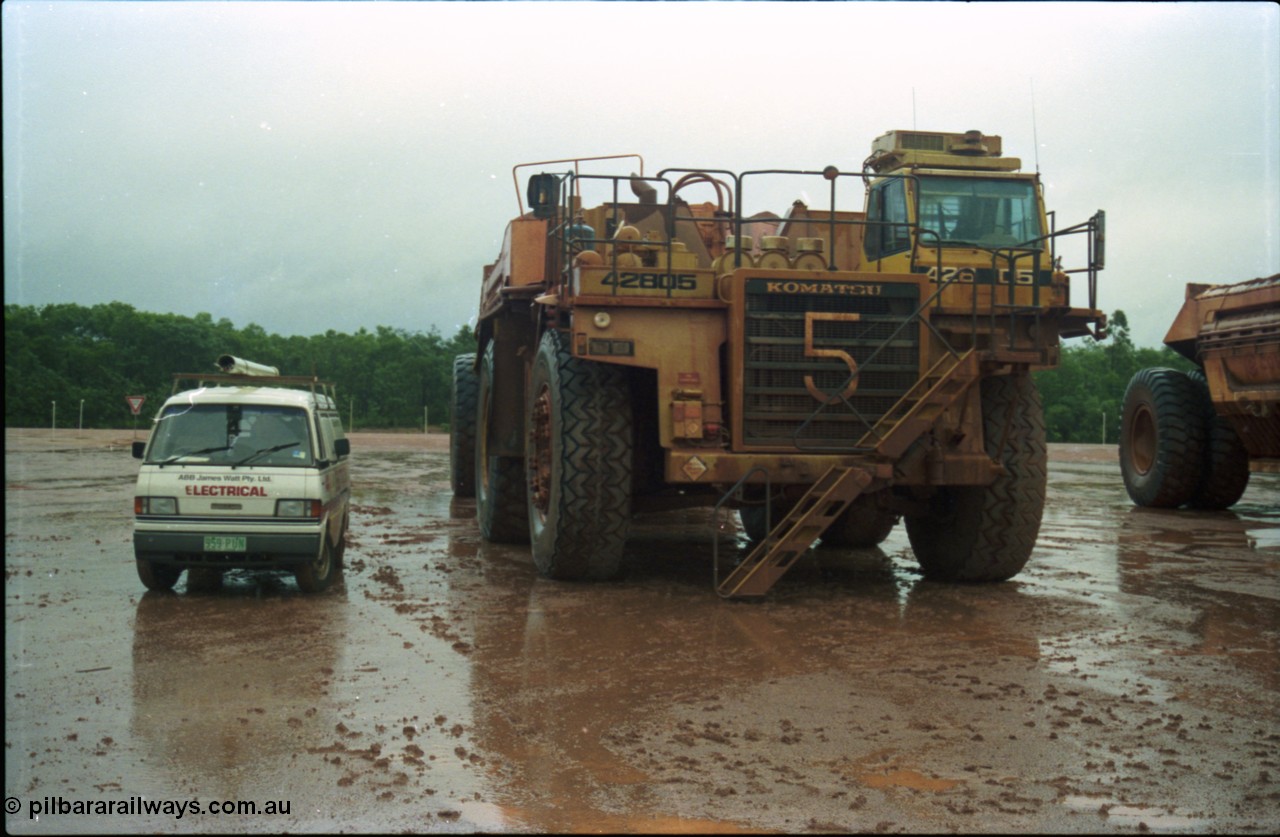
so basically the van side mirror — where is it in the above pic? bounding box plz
[132,441,146,459]
[335,438,350,457]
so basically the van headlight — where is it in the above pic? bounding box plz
[276,499,322,518]
[135,497,177,515]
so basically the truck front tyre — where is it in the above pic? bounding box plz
[295,536,336,593]
[476,344,530,544]
[905,373,1047,582]
[1119,368,1208,508]
[136,559,181,591]
[450,353,479,498]
[526,330,633,580]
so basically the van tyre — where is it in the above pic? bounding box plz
[1185,370,1250,509]
[1119,368,1208,508]
[295,536,336,593]
[476,344,529,544]
[526,329,632,580]
[450,353,478,498]
[905,373,1046,582]
[333,513,349,567]
[136,559,181,591]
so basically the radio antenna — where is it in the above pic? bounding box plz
[1030,77,1041,175]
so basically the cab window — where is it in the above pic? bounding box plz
[916,176,1044,247]
[865,178,911,261]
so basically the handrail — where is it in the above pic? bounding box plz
[711,466,772,593]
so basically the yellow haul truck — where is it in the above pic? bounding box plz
[1119,274,1279,509]
[451,129,1106,597]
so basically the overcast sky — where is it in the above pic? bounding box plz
[4,1,1277,349]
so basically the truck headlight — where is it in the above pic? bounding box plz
[276,499,322,518]
[135,497,177,515]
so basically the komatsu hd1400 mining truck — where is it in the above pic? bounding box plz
[451,129,1107,597]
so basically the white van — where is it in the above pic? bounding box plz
[132,356,351,593]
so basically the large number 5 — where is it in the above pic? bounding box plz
[804,312,860,403]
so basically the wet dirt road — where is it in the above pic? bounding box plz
[5,428,1279,833]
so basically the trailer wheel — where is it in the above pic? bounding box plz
[136,559,181,592]
[905,373,1046,582]
[295,537,336,593]
[1186,370,1251,509]
[526,330,632,580]
[821,495,899,548]
[1119,368,1207,508]
[449,353,478,497]
[476,343,529,544]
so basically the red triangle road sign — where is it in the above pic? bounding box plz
[126,395,146,415]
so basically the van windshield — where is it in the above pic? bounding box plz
[916,176,1044,248]
[146,404,313,467]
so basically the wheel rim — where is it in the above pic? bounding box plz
[528,385,553,522]
[1128,404,1156,475]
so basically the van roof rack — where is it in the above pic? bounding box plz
[169,372,337,400]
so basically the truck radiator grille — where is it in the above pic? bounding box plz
[742,279,921,447]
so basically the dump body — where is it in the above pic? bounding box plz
[455,130,1107,595]
[1163,275,1280,467]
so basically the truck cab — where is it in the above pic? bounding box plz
[131,356,351,593]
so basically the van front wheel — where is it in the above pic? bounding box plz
[136,559,181,591]
[295,537,335,593]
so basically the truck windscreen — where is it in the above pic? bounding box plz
[916,176,1043,248]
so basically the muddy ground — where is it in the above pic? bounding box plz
[4,428,1279,833]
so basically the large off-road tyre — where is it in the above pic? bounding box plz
[904,373,1047,582]
[821,494,899,548]
[526,329,633,580]
[136,559,181,592]
[1185,370,1250,510]
[449,353,478,498]
[295,536,336,593]
[476,343,529,544]
[1119,368,1208,508]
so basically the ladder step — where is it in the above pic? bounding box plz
[718,467,872,598]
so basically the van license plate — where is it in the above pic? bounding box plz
[204,536,246,552]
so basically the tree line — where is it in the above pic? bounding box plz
[4,302,473,432]
[5,302,1193,442]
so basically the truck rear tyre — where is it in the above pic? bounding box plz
[738,499,793,544]
[136,559,181,591]
[450,353,478,498]
[1186,370,1250,509]
[905,373,1046,582]
[476,343,529,544]
[295,536,336,593]
[526,330,633,580]
[821,495,899,548]
[1119,368,1208,508]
